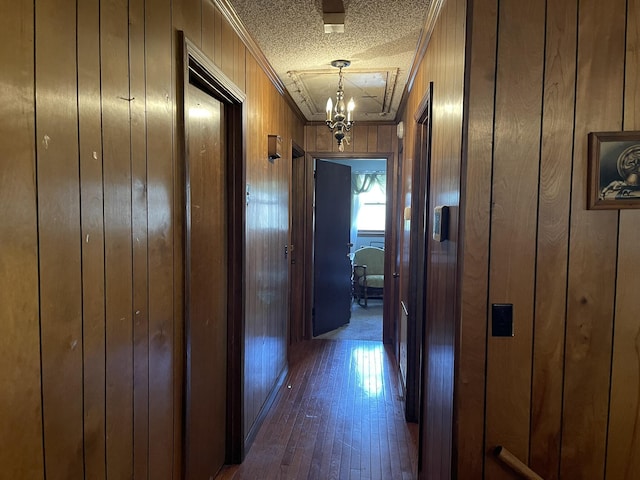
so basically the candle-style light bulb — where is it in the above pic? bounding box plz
[347,97,355,123]
[326,98,333,122]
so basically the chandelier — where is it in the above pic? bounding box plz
[325,60,355,152]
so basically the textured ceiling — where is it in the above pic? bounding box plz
[226,0,432,122]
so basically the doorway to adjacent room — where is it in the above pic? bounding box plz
[312,157,389,342]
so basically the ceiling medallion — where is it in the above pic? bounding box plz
[325,60,355,152]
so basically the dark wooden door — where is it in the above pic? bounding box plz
[184,83,227,479]
[313,160,352,336]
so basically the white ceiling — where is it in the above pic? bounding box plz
[225,0,433,122]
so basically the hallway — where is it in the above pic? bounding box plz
[218,339,419,479]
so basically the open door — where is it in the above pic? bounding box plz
[313,160,352,336]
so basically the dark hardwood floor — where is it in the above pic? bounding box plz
[218,339,419,479]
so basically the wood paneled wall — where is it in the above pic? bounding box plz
[243,51,297,442]
[459,0,640,478]
[398,0,466,478]
[0,0,303,477]
[305,123,397,155]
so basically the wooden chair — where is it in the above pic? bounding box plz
[352,246,384,307]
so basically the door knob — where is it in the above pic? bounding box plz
[393,272,400,278]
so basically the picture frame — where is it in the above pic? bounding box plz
[588,131,640,209]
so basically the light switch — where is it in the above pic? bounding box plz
[492,303,513,337]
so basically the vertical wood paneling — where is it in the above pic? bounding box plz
[626,0,640,129]
[305,123,396,155]
[77,0,106,477]
[377,125,394,152]
[246,51,258,438]
[316,125,333,152]
[605,1,640,476]
[0,2,44,478]
[243,52,256,438]
[180,0,202,46]
[529,1,577,478]
[101,0,134,476]
[221,18,235,80]
[242,53,292,444]
[305,124,318,152]
[129,0,150,477]
[402,0,466,477]
[485,1,545,477]
[606,212,640,479]
[36,0,84,477]
[560,0,625,476]
[235,35,247,92]
[2,0,305,476]
[352,124,368,152]
[424,0,465,476]
[213,8,223,67]
[202,0,217,62]
[458,0,640,478]
[367,126,379,153]
[145,0,175,478]
[457,0,497,476]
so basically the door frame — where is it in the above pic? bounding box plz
[289,142,306,345]
[296,152,395,344]
[405,83,433,423]
[178,32,246,466]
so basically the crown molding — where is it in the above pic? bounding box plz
[396,0,446,120]
[213,0,307,123]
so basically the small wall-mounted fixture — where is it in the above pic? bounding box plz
[268,135,282,160]
[396,121,404,139]
[433,205,449,242]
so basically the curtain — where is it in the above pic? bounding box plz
[350,173,386,251]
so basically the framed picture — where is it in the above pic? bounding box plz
[588,131,640,209]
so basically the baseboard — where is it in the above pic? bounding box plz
[243,363,289,455]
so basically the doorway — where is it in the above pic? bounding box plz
[184,80,227,478]
[295,155,393,343]
[180,34,246,479]
[402,83,433,423]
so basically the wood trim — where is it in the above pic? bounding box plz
[292,140,305,159]
[290,142,307,345]
[180,32,246,466]
[243,365,289,452]
[212,0,307,123]
[405,83,433,423]
[396,0,446,119]
[303,153,315,340]
[225,93,246,464]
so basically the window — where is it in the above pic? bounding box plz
[355,178,386,231]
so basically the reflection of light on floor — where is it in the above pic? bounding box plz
[352,344,384,397]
